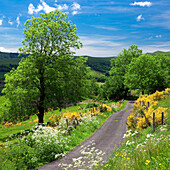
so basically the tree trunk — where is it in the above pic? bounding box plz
[142,90,144,95]
[38,68,45,124]
[38,106,44,124]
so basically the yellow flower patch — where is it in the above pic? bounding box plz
[127,88,169,129]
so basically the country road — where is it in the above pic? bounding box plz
[38,101,134,170]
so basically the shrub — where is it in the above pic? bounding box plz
[127,88,169,129]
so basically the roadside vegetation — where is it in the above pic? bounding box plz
[0,98,126,169]
[95,89,170,170]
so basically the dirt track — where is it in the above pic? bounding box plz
[38,101,134,170]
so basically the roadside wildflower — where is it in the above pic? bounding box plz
[127,88,169,129]
[59,141,105,169]
[145,160,151,165]
[126,140,135,146]
[5,122,13,126]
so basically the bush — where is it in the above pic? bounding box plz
[127,88,170,129]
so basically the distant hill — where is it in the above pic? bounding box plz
[0,52,27,78]
[0,52,115,94]
[82,56,115,73]
[0,52,114,78]
[147,51,170,56]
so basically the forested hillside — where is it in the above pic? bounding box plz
[0,51,170,94]
[147,51,170,56]
[0,52,114,94]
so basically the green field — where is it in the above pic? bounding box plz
[88,70,104,77]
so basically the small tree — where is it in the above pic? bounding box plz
[101,45,142,100]
[2,10,86,123]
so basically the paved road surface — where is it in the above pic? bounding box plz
[38,101,134,170]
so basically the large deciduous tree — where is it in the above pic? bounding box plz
[2,10,88,123]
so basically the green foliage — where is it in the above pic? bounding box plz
[88,70,106,82]
[0,141,36,170]
[85,78,100,97]
[100,76,126,101]
[124,54,170,93]
[85,102,98,109]
[110,45,142,76]
[101,45,142,100]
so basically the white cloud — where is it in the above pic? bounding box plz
[140,42,170,54]
[28,1,80,15]
[71,2,81,10]
[56,4,68,11]
[8,19,13,25]
[35,4,44,13]
[0,47,11,52]
[40,0,56,13]
[93,25,119,31]
[72,11,78,15]
[28,3,35,15]
[28,0,56,14]
[16,16,20,27]
[73,35,127,57]
[156,35,162,38]
[71,2,81,15]
[137,14,144,21]
[0,19,2,26]
[130,1,152,7]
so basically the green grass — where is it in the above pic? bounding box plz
[95,127,169,170]
[95,96,170,170]
[88,70,104,77]
[97,82,104,86]
[154,96,170,114]
[154,96,170,129]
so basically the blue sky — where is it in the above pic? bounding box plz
[0,0,170,57]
